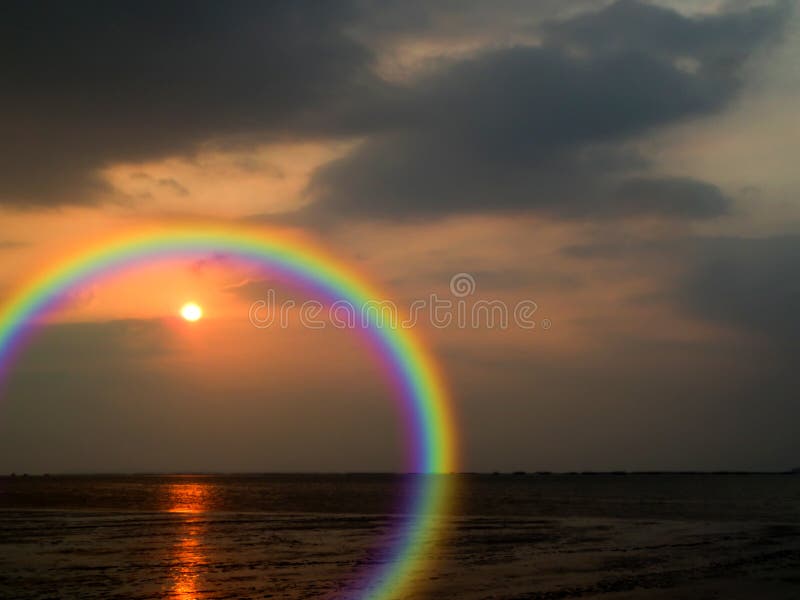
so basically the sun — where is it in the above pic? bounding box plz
[180,302,203,322]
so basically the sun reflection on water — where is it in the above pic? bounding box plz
[167,481,212,514]
[166,481,212,599]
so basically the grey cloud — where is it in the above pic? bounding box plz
[306,0,786,220]
[14,319,175,369]
[157,178,189,197]
[544,0,790,65]
[0,0,789,216]
[1,316,404,473]
[0,240,27,250]
[680,235,800,350]
[446,334,799,471]
[0,1,377,206]
[351,0,600,39]
[561,237,664,260]
[564,231,800,351]
[610,177,730,218]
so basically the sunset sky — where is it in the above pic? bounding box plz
[1,0,799,473]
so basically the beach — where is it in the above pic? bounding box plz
[2,474,800,598]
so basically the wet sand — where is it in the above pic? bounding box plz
[1,474,799,598]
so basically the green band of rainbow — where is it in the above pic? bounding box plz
[0,225,458,599]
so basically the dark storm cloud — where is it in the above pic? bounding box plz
[611,177,730,218]
[561,234,667,260]
[0,0,378,205]
[551,228,800,470]
[564,231,800,351]
[446,330,800,471]
[680,235,800,350]
[544,0,789,64]
[0,0,789,215]
[307,0,788,220]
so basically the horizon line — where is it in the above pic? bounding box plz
[3,469,800,477]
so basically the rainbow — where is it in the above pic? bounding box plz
[0,224,458,599]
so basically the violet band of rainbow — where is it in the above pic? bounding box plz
[0,225,458,599]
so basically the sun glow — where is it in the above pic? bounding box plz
[180,302,203,322]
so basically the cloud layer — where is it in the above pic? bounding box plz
[1,0,789,217]
[308,0,787,219]
[0,1,377,204]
